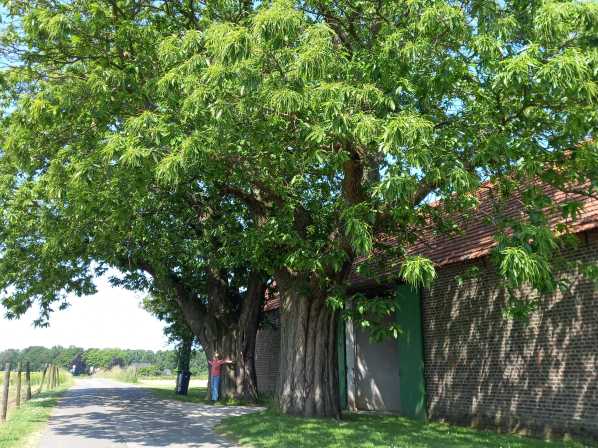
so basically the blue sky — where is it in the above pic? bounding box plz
[0,276,171,351]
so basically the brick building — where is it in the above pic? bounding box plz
[254,185,598,437]
[255,295,281,395]
[422,234,598,436]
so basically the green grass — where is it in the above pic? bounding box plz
[0,381,72,448]
[215,410,597,448]
[148,386,210,404]
[139,373,209,381]
[93,366,139,383]
[148,385,247,406]
[147,384,264,407]
[0,372,45,389]
[1,370,71,414]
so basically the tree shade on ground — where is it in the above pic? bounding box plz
[215,411,597,448]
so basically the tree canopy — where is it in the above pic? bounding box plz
[0,0,596,416]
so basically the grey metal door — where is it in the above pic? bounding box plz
[355,325,402,411]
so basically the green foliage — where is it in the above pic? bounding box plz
[0,346,82,371]
[96,366,139,384]
[400,256,437,289]
[342,204,374,256]
[502,296,540,322]
[0,0,596,346]
[499,247,554,292]
[0,346,207,376]
[137,365,163,377]
[346,291,403,342]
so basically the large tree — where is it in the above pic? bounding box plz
[141,0,597,417]
[0,0,267,401]
[0,155,266,399]
[1,0,597,418]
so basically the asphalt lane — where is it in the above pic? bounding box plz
[38,378,260,448]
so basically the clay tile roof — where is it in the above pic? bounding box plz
[263,182,598,309]
[350,182,598,287]
[414,183,597,265]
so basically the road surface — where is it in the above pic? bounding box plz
[38,378,260,447]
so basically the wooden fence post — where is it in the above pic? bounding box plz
[49,365,55,390]
[1,362,11,422]
[25,362,31,401]
[15,362,22,408]
[38,364,48,394]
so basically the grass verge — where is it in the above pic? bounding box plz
[93,366,139,383]
[215,410,597,448]
[139,374,209,382]
[93,368,208,385]
[146,384,267,408]
[147,385,256,406]
[148,386,209,404]
[0,381,72,448]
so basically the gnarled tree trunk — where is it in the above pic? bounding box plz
[276,271,341,418]
[183,271,266,402]
[139,260,266,402]
[232,273,264,400]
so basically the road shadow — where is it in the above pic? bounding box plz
[44,381,257,447]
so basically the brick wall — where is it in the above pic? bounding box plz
[422,230,598,437]
[255,310,281,395]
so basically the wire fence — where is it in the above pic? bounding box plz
[1,362,67,423]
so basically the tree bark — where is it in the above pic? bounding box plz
[139,261,266,402]
[172,271,265,402]
[37,364,48,394]
[15,363,21,408]
[25,362,31,401]
[230,273,265,401]
[202,273,265,402]
[276,271,341,418]
[1,363,10,422]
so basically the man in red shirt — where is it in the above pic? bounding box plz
[208,352,233,401]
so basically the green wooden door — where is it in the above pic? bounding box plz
[337,316,348,410]
[396,285,427,420]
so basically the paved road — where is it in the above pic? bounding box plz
[38,378,260,448]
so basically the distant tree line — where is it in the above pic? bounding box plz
[0,346,208,375]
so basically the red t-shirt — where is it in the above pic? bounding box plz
[208,359,227,376]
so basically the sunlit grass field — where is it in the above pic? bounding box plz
[0,369,70,413]
[0,371,45,388]
[94,366,208,386]
[93,366,140,384]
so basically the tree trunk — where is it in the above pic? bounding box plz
[177,272,266,402]
[276,271,341,418]
[202,276,264,402]
[140,261,266,403]
[232,273,264,401]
